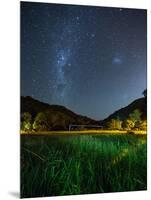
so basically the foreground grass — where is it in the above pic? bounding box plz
[21,134,147,198]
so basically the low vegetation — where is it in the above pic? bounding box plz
[21,134,147,198]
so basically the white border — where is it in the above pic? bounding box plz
[0,0,150,199]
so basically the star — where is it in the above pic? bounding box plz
[91,33,95,38]
[112,57,123,65]
[60,55,65,61]
[32,79,36,83]
[76,16,80,21]
[21,2,146,119]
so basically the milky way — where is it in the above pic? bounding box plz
[21,2,147,119]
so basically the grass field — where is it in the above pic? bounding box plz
[21,133,147,198]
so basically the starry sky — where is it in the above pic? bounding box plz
[21,2,147,120]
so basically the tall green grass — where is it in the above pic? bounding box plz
[21,134,147,198]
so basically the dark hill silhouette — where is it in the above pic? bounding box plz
[21,95,146,130]
[21,96,99,130]
[102,97,147,125]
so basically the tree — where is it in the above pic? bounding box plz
[135,120,147,130]
[21,112,32,132]
[142,89,147,120]
[129,109,141,123]
[107,119,122,130]
[33,112,49,131]
[21,112,32,122]
[122,119,135,130]
[142,89,147,98]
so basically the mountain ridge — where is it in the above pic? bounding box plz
[103,97,146,124]
[21,95,146,130]
[21,96,97,121]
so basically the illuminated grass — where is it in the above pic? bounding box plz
[20,130,147,135]
[21,134,147,198]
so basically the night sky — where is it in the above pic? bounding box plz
[21,2,147,120]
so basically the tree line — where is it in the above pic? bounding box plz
[106,109,147,131]
[21,108,146,132]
